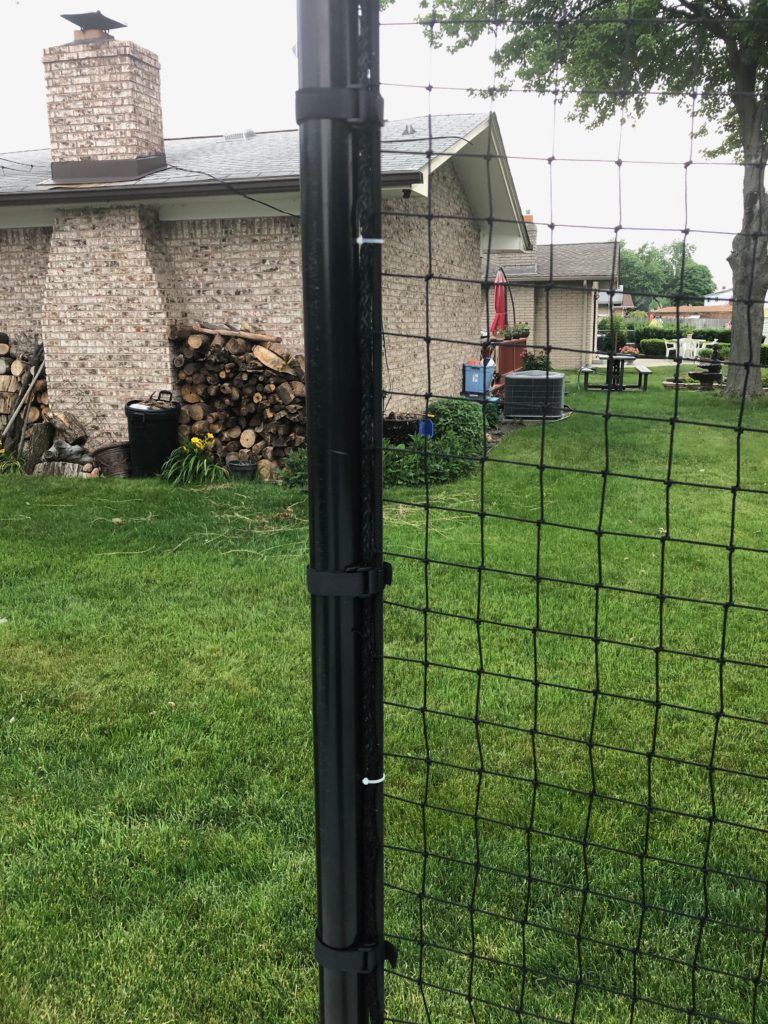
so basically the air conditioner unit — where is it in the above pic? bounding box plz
[503,370,565,419]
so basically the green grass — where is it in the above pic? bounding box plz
[1,373,768,1022]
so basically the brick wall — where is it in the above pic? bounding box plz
[532,285,596,370]
[43,39,164,164]
[0,227,52,338]
[41,206,172,444]
[158,217,304,345]
[1,163,482,438]
[382,163,482,413]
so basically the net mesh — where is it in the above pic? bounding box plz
[376,6,768,1024]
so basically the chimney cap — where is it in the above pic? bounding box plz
[61,11,126,33]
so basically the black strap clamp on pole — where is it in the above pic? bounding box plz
[315,931,398,974]
[295,85,385,127]
[307,562,392,598]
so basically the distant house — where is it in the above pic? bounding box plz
[704,288,734,305]
[652,303,733,322]
[0,17,529,442]
[596,287,635,322]
[486,224,620,369]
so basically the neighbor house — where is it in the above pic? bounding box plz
[485,223,619,370]
[0,14,530,443]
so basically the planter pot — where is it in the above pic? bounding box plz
[228,461,257,481]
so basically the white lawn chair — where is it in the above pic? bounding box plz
[664,338,680,359]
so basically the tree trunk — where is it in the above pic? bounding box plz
[725,88,767,399]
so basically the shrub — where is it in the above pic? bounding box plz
[691,327,731,343]
[639,339,668,358]
[280,445,309,489]
[161,433,229,485]
[597,315,626,347]
[383,398,486,488]
[521,349,551,371]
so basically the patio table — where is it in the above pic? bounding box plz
[594,352,637,391]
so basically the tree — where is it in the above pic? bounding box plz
[619,240,717,309]
[402,0,767,397]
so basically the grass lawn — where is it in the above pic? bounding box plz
[2,371,768,1023]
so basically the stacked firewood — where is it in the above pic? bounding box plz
[0,333,49,447]
[170,323,306,476]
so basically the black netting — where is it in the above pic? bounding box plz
[376,6,768,1024]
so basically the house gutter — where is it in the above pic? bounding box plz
[0,171,422,208]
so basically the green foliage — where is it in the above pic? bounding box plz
[384,398,486,488]
[160,434,229,486]
[638,339,668,358]
[415,0,768,163]
[0,446,24,474]
[691,327,732,343]
[597,315,626,351]
[619,240,717,310]
[280,445,309,489]
[521,349,551,371]
[631,324,692,341]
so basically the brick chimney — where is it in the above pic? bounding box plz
[43,12,166,183]
[523,211,537,248]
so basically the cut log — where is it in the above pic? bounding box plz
[49,411,88,445]
[10,359,26,377]
[239,428,257,449]
[250,345,288,373]
[0,342,9,357]
[24,422,54,474]
[187,333,210,351]
[33,460,90,478]
[188,403,207,422]
[187,323,282,344]
[276,382,294,405]
[25,405,41,425]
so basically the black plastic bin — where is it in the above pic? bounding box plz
[125,391,181,477]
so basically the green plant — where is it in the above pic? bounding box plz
[0,446,24,474]
[483,400,500,429]
[383,398,486,488]
[521,349,551,371]
[639,339,668,358]
[160,433,229,485]
[279,445,309,489]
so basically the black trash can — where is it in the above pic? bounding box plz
[125,391,181,477]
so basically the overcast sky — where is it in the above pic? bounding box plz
[1,0,743,288]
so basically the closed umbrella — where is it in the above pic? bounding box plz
[490,268,508,337]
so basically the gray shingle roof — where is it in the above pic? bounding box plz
[0,113,488,200]
[497,242,619,283]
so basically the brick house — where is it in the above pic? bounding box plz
[0,15,530,444]
[487,226,619,370]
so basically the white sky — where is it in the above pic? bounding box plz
[1,0,743,287]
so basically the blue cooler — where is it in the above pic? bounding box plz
[463,359,495,395]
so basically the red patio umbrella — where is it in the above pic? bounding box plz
[490,268,508,337]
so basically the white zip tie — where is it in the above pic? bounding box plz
[362,774,385,786]
[356,235,384,247]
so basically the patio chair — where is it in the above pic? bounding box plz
[664,339,680,359]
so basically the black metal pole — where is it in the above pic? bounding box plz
[296,2,389,1022]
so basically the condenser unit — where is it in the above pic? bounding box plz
[503,370,565,420]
